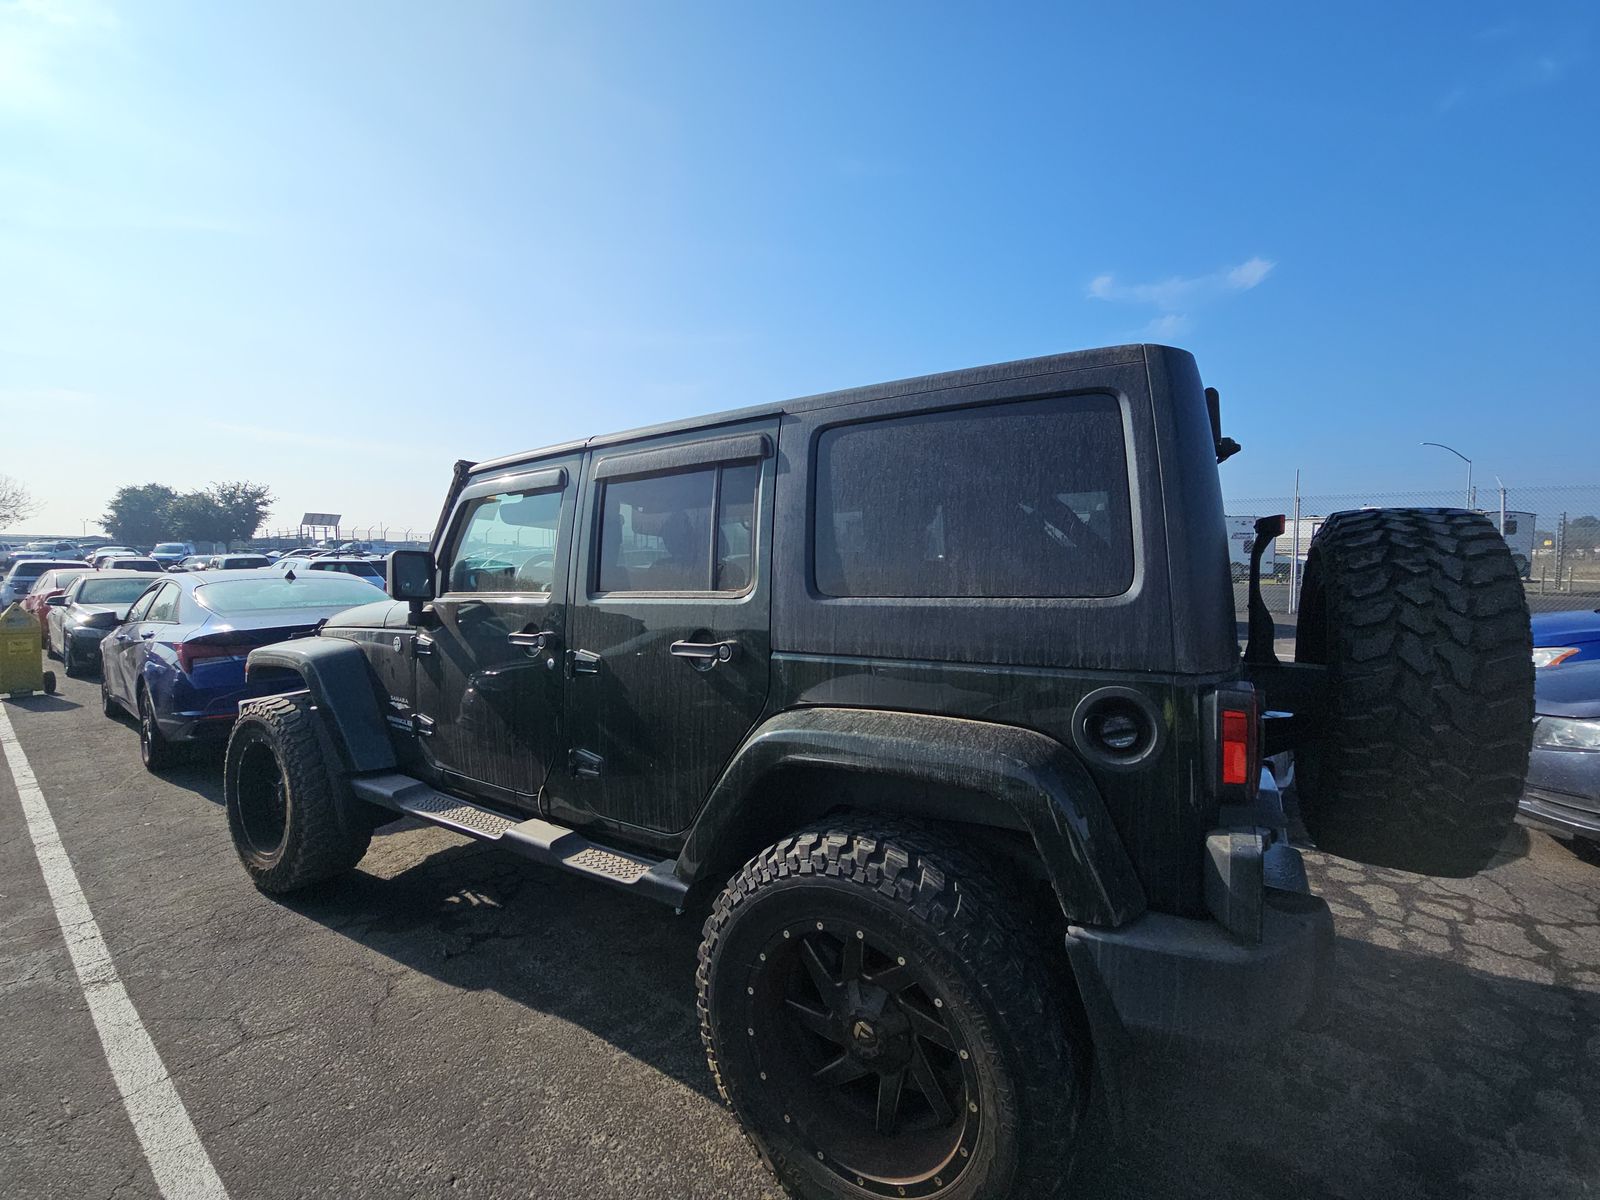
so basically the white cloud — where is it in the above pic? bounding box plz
[1086,257,1276,337]
[1226,256,1275,290]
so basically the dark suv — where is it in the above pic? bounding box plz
[223,344,1533,1199]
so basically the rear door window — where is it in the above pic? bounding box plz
[813,393,1134,598]
[145,583,182,623]
[596,463,760,594]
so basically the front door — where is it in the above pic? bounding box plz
[414,457,581,812]
[552,422,777,837]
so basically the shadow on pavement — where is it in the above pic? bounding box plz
[5,693,81,712]
[274,827,1599,1197]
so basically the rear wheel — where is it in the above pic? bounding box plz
[137,685,174,772]
[224,694,372,893]
[698,824,1085,1200]
[1295,508,1533,876]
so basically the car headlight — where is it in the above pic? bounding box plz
[1532,646,1581,668]
[1532,716,1600,750]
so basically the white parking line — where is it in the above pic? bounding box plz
[0,704,229,1200]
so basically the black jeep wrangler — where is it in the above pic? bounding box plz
[223,344,1533,1199]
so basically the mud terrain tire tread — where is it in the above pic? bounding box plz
[1295,507,1533,876]
[697,819,1084,1200]
[224,694,371,893]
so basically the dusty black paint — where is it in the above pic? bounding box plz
[246,344,1247,923]
[674,706,1146,926]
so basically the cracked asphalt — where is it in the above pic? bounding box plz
[2,663,1598,1199]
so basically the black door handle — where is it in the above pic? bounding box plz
[669,639,739,665]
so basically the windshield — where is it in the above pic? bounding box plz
[77,578,159,604]
[194,575,379,614]
[225,557,270,567]
[8,560,80,579]
[314,561,383,577]
[153,543,187,554]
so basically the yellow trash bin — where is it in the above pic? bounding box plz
[0,602,56,697]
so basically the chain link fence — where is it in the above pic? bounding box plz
[1223,484,1600,622]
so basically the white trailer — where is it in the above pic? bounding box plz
[1226,515,1279,581]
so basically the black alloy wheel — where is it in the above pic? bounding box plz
[748,919,978,1195]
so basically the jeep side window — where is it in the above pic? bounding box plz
[597,462,760,593]
[813,393,1134,598]
[446,488,564,594]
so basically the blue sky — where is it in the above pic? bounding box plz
[2,0,1594,535]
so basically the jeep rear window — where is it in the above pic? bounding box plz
[813,393,1134,599]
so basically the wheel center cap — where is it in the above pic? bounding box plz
[852,1019,877,1045]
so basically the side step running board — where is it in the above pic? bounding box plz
[349,773,689,909]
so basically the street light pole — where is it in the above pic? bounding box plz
[1421,441,1473,509]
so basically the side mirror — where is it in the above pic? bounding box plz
[387,549,435,607]
[47,594,68,606]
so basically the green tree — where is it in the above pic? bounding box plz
[206,481,274,545]
[163,492,230,544]
[101,484,178,547]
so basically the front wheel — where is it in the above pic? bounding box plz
[698,825,1085,1200]
[224,694,372,894]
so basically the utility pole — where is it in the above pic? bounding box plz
[1421,442,1472,509]
[1288,469,1302,616]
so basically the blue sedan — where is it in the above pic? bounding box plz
[1519,659,1600,852]
[1532,608,1600,668]
[100,570,384,771]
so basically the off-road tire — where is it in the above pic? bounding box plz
[224,694,372,894]
[697,822,1085,1200]
[1295,508,1533,876]
[137,685,175,772]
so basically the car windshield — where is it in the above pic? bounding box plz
[153,543,186,554]
[315,560,382,577]
[226,557,269,567]
[194,575,379,614]
[9,560,80,579]
[77,578,158,604]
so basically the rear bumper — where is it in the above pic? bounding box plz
[1066,887,1334,1045]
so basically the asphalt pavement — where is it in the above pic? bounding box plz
[2,659,1597,1199]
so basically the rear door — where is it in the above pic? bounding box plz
[552,421,776,837]
[413,457,582,812]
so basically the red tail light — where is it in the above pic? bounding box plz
[1220,709,1251,785]
[1209,685,1261,798]
[176,641,245,674]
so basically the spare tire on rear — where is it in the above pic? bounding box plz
[1294,508,1533,877]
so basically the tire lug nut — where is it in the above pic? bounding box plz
[933,998,943,1008]
[855,930,864,939]
[968,1100,977,1112]
[783,1113,791,1123]
[897,956,906,966]
[816,921,824,930]
[959,1049,969,1060]
[759,1071,767,1081]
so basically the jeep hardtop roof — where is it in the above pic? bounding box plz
[472,343,1161,478]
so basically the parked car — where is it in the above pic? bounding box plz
[218,343,1534,1199]
[2,558,86,607]
[44,571,160,677]
[1518,659,1600,852]
[1532,608,1600,668]
[98,556,164,573]
[151,541,198,569]
[88,546,140,567]
[20,567,91,642]
[176,554,213,571]
[100,569,383,770]
[271,555,386,586]
[202,553,272,570]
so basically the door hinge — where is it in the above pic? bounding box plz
[413,633,435,657]
[568,747,603,778]
[411,713,437,738]
[566,648,601,677]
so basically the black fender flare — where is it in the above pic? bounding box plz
[244,638,397,775]
[676,707,1146,928]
